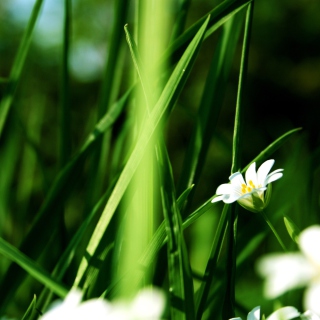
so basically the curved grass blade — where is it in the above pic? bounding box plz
[0,237,68,298]
[241,127,302,173]
[74,15,210,288]
[0,0,44,138]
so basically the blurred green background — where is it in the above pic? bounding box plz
[0,0,320,317]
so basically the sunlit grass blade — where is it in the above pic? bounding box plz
[0,237,68,298]
[158,146,195,320]
[100,185,195,299]
[0,90,130,313]
[0,0,44,138]
[74,15,210,288]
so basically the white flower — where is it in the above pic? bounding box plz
[257,225,320,315]
[40,287,165,320]
[211,159,283,213]
[230,306,312,320]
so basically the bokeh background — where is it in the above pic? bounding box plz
[0,0,320,317]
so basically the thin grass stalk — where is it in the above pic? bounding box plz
[0,0,44,138]
[60,0,72,167]
[223,3,254,318]
[195,204,230,319]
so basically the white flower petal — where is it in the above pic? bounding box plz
[265,172,283,185]
[216,183,235,195]
[256,253,313,298]
[302,310,320,320]
[229,172,246,187]
[223,193,242,203]
[131,288,165,319]
[75,300,113,320]
[267,306,300,320]
[245,162,258,186]
[248,306,260,320]
[304,282,320,315]
[257,159,275,186]
[299,225,320,267]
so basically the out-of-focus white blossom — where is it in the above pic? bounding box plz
[40,287,165,320]
[212,160,283,213]
[230,306,318,320]
[257,225,320,315]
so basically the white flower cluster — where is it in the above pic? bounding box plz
[40,287,165,320]
[257,225,320,315]
[231,306,319,320]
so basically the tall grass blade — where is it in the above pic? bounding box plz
[223,3,254,318]
[158,146,195,320]
[177,9,245,208]
[74,16,210,288]
[59,0,72,167]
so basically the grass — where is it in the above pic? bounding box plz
[0,0,317,319]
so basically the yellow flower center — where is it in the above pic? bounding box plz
[241,180,256,194]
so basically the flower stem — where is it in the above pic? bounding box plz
[260,210,288,252]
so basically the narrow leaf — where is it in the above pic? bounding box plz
[0,237,68,298]
[284,216,301,243]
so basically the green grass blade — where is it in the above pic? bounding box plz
[162,0,252,65]
[0,0,44,138]
[0,237,68,298]
[87,0,130,209]
[59,0,72,167]
[170,0,192,41]
[21,295,38,320]
[283,216,300,243]
[195,204,230,319]
[177,10,245,208]
[74,15,210,288]
[158,146,195,320]
[241,127,302,173]
[223,3,254,318]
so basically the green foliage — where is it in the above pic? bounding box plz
[0,0,317,319]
